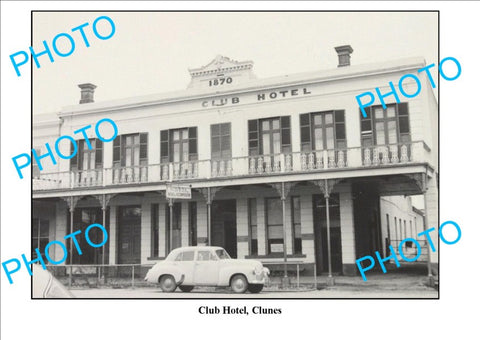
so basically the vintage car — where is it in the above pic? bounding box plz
[145,246,268,293]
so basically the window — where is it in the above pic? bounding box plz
[360,103,410,147]
[112,134,148,182]
[151,204,159,257]
[197,250,215,261]
[32,147,41,178]
[189,202,197,246]
[266,198,284,254]
[300,110,346,151]
[32,218,49,260]
[211,123,231,159]
[291,196,302,254]
[175,250,195,261]
[183,251,195,261]
[215,249,231,259]
[248,116,291,156]
[112,133,147,167]
[71,139,103,171]
[248,198,258,255]
[160,127,197,163]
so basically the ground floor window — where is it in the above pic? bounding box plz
[266,197,284,254]
[32,218,49,260]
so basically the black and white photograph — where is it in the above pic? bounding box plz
[30,10,439,299]
[1,2,479,339]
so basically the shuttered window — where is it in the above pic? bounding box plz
[211,123,231,159]
[360,103,410,147]
[71,139,103,170]
[300,110,346,151]
[112,133,148,167]
[248,116,291,156]
[160,127,198,163]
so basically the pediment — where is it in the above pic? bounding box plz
[189,55,254,77]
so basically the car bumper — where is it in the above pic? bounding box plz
[249,270,268,284]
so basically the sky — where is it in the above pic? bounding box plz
[32,11,438,115]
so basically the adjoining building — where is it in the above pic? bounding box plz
[380,196,428,262]
[32,46,439,279]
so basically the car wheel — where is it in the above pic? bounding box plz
[247,284,264,293]
[159,275,177,292]
[179,285,194,292]
[230,274,248,293]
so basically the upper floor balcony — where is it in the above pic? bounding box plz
[33,140,433,192]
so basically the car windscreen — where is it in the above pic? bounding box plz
[215,249,231,259]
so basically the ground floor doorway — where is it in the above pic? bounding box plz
[117,206,141,264]
[211,199,237,258]
[69,207,107,264]
[353,183,382,259]
[313,194,343,274]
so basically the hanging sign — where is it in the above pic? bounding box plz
[166,184,192,199]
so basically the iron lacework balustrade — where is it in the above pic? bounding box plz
[33,141,430,191]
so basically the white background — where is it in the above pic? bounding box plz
[1,1,479,339]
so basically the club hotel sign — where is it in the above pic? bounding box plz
[200,87,312,108]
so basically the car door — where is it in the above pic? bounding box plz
[173,250,195,285]
[193,250,220,285]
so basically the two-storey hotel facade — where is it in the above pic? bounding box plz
[32,46,439,277]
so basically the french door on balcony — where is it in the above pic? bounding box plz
[373,106,398,146]
[71,139,103,186]
[300,111,346,169]
[113,133,148,183]
[124,134,146,181]
[160,127,198,179]
[79,140,98,185]
[261,118,281,170]
[124,135,140,166]
[172,128,189,163]
[312,112,335,156]
[80,141,97,171]
[246,116,291,172]
[360,103,411,165]
[211,123,232,176]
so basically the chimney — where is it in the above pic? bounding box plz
[78,83,97,104]
[334,45,353,67]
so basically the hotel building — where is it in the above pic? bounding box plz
[32,46,439,278]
